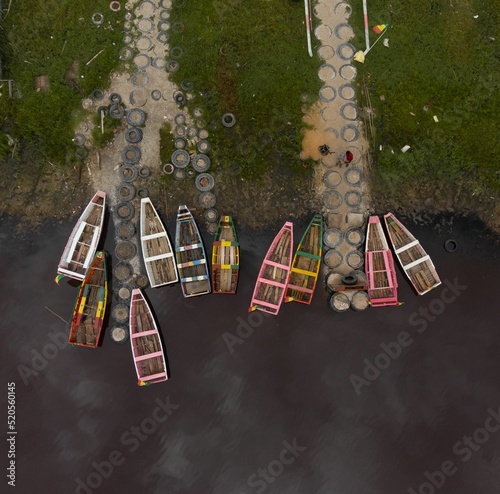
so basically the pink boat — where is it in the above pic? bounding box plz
[249,221,293,315]
[365,216,400,307]
[57,191,106,281]
[130,289,168,386]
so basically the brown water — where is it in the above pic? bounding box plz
[1,213,499,494]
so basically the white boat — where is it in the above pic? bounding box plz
[175,205,211,297]
[140,198,178,288]
[384,212,441,295]
[57,191,106,281]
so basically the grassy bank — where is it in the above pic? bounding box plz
[0,0,123,163]
[349,0,499,206]
[167,0,321,180]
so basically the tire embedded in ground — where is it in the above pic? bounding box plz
[116,183,136,201]
[198,192,216,208]
[345,227,365,247]
[114,261,133,282]
[163,163,174,175]
[110,326,129,344]
[324,249,343,269]
[115,241,137,261]
[330,292,350,312]
[344,167,363,187]
[112,304,129,324]
[134,274,149,289]
[171,149,190,168]
[125,127,143,144]
[138,166,151,179]
[126,108,146,127]
[119,164,138,183]
[137,187,149,199]
[117,222,136,241]
[195,173,215,192]
[204,208,219,222]
[192,154,211,172]
[121,145,141,164]
[116,202,135,220]
[222,113,236,127]
[346,250,364,270]
[350,291,369,311]
[323,228,343,248]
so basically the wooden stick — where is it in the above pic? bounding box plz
[45,306,69,325]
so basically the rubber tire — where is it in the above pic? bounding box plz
[195,173,215,192]
[116,202,135,220]
[119,164,138,183]
[116,222,136,241]
[444,239,458,252]
[109,93,122,104]
[109,104,125,119]
[138,166,151,178]
[116,183,136,202]
[126,108,146,127]
[137,187,149,199]
[75,146,88,160]
[171,149,190,168]
[342,274,358,286]
[121,145,141,165]
[125,127,143,144]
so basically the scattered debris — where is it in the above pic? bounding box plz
[401,145,410,153]
[433,115,439,122]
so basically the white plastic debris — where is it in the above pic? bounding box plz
[383,38,389,47]
[401,145,411,153]
[433,115,439,122]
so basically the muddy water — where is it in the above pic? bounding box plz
[1,213,499,494]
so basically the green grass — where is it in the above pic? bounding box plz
[0,0,124,163]
[349,0,499,201]
[168,0,321,179]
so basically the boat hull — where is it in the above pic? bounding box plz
[250,221,293,315]
[285,213,323,304]
[68,251,108,348]
[140,198,178,288]
[365,216,399,307]
[175,205,211,297]
[384,213,441,295]
[57,191,106,281]
[130,289,168,385]
[212,216,240,294]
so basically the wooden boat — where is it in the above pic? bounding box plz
[384,212,441,295]
[175,205,211,297]
[365,216,399,307]
[57,191,106,281]
[130,289,168,385]
[211,215,240,294]
[285,213,323,304]
[140,198,178,288]
[68,251,108,348]
[249,221,293,315]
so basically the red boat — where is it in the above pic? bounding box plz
[68,251,108,348]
